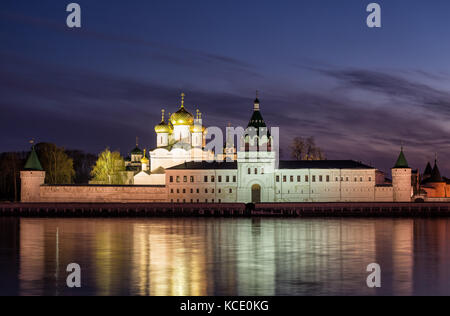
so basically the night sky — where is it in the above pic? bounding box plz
[1,0,450,175]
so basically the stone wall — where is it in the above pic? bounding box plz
[39,185,167,203]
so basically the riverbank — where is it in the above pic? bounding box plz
[1,202,450,217]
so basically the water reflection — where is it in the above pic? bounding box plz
[0,217,448,295]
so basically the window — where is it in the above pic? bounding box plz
[182,189,186,194]
[369,177,372,182]
[196,188,199,194]
[176,176,180,183]
[190,176,194,183]
[312,176,316,182]
[177,189,180,193]
[218,189,222,193]
[354,177,357,182]
[305,175,309,182]
[190,199,193,203]
[233,176,237,182]
[326,175,330,182]
[297,176,301,182]
[205,199,208,203]
[190,189,193,194]
[211,176,215,182]
[170,176,174,183]
[183,176,187,183]
[290,176,294,182]
[255,168,258,175]
[346,177,349,182]
[276,175,280,182]
[204,176,208,182]
[197,199,199,203]
[336,177,339,182]
[212,189,215,194]
[212,199,215,203]
[205,189,208,193]
[360,177,363,182]
[226,176,230,182]
[319,175,323,182]
[283,176,287,182]
[219,199,221,203]
[218,176,222,182]
[248,168,251,175]
[261,168,264,174]
[170,189,174,193]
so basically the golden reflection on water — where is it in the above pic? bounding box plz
[12,218,450,296]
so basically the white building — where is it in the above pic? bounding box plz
[136,94,413,203]
[20,94,415,203]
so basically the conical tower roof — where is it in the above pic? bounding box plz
[393,148,409,168]
[429,160,443,183]
[423,162,433,176]
[24,145,43,171]
[247,94,267,129]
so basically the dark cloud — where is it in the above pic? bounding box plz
[1,48,450,176]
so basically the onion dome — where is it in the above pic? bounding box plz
[131,137,143,155]
[170,93,194,126]
[190,110,205,133]
[190,124,203,133]
[154,109,172,133]
[141,149,149,164]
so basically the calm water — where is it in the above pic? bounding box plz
[0,217,449,296]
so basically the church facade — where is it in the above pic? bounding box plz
[20,94,450,203]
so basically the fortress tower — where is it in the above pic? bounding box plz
[391,147,412,202]
[20,145,45,202]
[237,94,276,203]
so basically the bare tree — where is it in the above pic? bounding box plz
[290,137,325,161]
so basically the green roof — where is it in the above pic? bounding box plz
[393,148,409,168]
[24,146,43,171]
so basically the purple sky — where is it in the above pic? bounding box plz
[1,0,450,175]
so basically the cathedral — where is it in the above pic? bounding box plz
[20,93,450,203]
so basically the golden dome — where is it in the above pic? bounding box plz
[190,124,203,133]
[154,109,172,133]
[141,149,149,164]
[170,93,194,126]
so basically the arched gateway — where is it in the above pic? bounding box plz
[251,184,261,203]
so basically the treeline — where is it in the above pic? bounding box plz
[0,143,97,202]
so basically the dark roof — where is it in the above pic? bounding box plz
[393,149,409,168]
[429,161,443,183]
[168,161,238,170]
[279,160,375,170]
[131,146,143,155]
[24,146,43,171]
[423,162,433,176]
[247,110,267,129]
